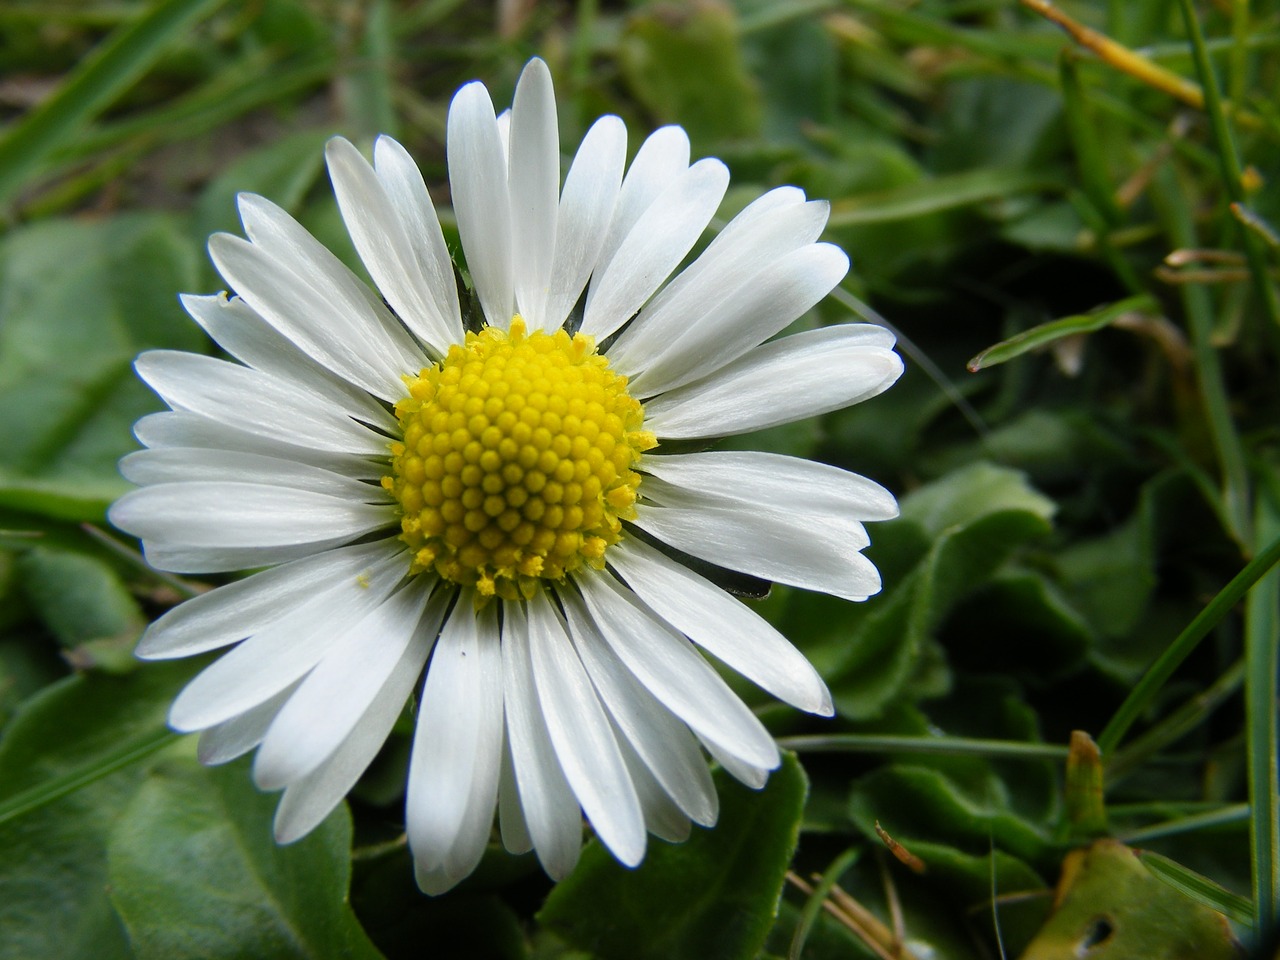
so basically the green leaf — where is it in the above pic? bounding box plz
[899,461,1057,536]
[967,295,1158,372]
[0,664,191,959]
[0,213,203,520]
[893,842,1051,954]
[1019,840,1241,960]
[808,463,1056,719]
[107,758,383,960]
[618,0,762,145]
[827,168,1054,227]
[945,570,1092,681]
[16,546,145,670]
[849,764,1053,865]
[540,752,808,960]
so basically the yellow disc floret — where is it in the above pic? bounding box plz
[384,317,655,601]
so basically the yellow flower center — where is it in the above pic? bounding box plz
[384,317,654,601]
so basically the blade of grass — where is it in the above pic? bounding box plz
[1024,0,1213,115]
[341,0,398,140]
[51,48,336,165]
[776,734,1068,761]
[828,167,1055,227]
[788,847,861,960]
[1177,0,1280,330]
[967,294,1157,372]
[0,0,227,207]
[1119,803,1249,845]
[1138,850,1255,926]
[1107,658,1245,781]
[0,727,177,826]
[831,285,989,439]
[1245,485,1280,939]
[1059,51,1122,226]
[1151,164,1252,545]
[1096,531,1280,755]
[848,0,1059,82]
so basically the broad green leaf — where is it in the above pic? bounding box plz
[0,213,202,520]
[849,764,1053,865]
[0,633,62,728]
[789,463,1055,720]
[944,570,1092,681]
[893,842,1051,955]
[540,752,808,960]
[16,546,144,671]
[107,758,383,960]
[618,0,762,145]
[1018,840,1241,960]
[924,73,1063,170]
[900,462,1057,536]
[0,664,191,960]
[352,847,531,960]
[739,8,840,139]
[967,295,1158,372]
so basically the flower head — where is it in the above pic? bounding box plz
[109,58,903,894]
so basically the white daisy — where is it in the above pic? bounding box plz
[109,58,903,894]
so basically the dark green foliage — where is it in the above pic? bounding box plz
[1,0,1277,957]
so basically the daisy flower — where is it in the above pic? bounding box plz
[109,58,903,894]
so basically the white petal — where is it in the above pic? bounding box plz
[607,188,825,373]
[439,603,505,885]
[567,573,778,770]
[133,540,393,660]
[628,242,849,396]
[111,482,395,574]
[702,736,771,789]
[540,116,626,332]
[594,125,690,282]
[564,594,718,825]
[610,536,832,715]
[644,324,903,439]
[373,136,463,343]
[406,595,504,874]
[526,590,645,867]
[134,351,389,456]
[119,448,385,498]
[131,411,376,476]
[632,487,881,602]
[167,549,406,731]
[496,110,511,163]
[501,601,582,879]
[617,733,692,843]
[414,861,458,897]
[327,137,461,354]
[196,683,297,765]
[273,606,440,844]
[497,738,533,856]
[210,196,423,399]
[508,58,559,330]
[448,81,513,329]
[642,450,898,521]
[254,582,435,790]
[581,158,729,341]
[180,293,397,432]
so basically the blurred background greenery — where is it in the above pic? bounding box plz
[1,1,1279,958]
